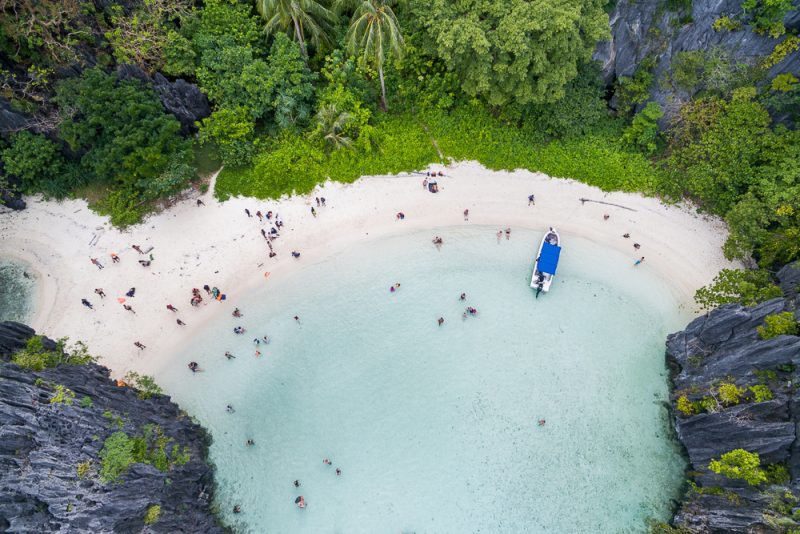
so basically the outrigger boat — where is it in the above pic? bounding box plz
[531,227,561,297]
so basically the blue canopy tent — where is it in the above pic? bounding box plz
[538,242,561,275]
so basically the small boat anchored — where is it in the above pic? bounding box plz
[531,227,561,297]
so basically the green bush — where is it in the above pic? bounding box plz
[718,382,745,405]
[621,102,663,153]
[143,504,161,525]
[49,384,75,405]
[99,425,190,483]
[615,60,655,116]
[123,372,164,400]
[76,460,91,479]
[766,463,791,484]
[676,395,697,416]
[79,396,93,408]
[0,131,73,196]
[749,384,774,402]
[694,269,783,310]
[12,336,95,371]
[758,312,799,340]
[708,449,767,486]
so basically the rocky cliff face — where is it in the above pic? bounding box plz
[666,261,800,533]
[0,322,227,533]
[596,0,800,118]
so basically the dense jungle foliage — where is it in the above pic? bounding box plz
[0,0,798,279]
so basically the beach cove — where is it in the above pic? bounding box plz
[0,161,738,531]
[0,161,735,375]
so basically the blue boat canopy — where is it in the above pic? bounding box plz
[538,242,561,275]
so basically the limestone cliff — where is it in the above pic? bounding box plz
[0,322,228,533]
[666,261,800,533]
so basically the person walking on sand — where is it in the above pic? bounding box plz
[132,245,143,254]
[225,351,236,360]
[315,197,320,207]
[245,208,251,218]
[634,256,645,266]
[110,253,120,263]
[463,209,469,221]
[528,194,535,206]
[196,198,205,206]
[134,341,146,350]
[321,197,326,207]
[634,243,641,250]
[167,304,178,312]
[603,214,610,220]
[123,304,135,314]
[261,228,267,240]
[81,298,93,309]
[90,258,104,270]
[177,319,186,326]
[95,288,106,298]
[256,210,263,221]
[311,207,317,217]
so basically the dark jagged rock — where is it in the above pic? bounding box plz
[116,65,210,134]
[596,0,800,121]
[777,261,800,304]
[0,323,228,533]
[666,282,800,532]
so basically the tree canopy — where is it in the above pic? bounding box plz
[409,0,609,107]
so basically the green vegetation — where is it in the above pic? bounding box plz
[749,384,774,402]
[99,425,190,483]
[718,382,745,405]
[0,0,797,293]
[676,395,697,416]
[741,0,794,37]
[694,269,783,310]
[757,312,799,340]
[79,396,93,408]
[123,371,164,400]
[76,460,92,479]
[49,384,76,405]
[11,336,95,371]
[708,449,767,486]
[407,0,609,107]
[143,504,161,525]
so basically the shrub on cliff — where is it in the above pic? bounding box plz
[694,269,782,310]
[11,336,95,371]
[99,425,191,483]
[757,312,799,340]
[708,449,767,486]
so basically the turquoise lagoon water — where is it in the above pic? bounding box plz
[157,227,688,533]
[0,259,36,323]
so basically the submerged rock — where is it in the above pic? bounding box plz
[666,284,800,532]
[0,322,227,533]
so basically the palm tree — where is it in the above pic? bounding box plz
[255,0,335,58]
[314,104,354,150]
[343,0,404,111]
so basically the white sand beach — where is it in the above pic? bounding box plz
[0,161,737,376]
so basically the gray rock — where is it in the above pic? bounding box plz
[777,261,800,303]
[0,323,228,533]
[596,0,800,122]
[116,65,210,134]
[666,281,800,532]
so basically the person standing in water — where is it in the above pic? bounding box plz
[463,209,469,221]
[634,256,645,266]
[437,317,444,326]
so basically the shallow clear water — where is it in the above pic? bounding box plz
[157,227,687,533]
[0,259,36,323]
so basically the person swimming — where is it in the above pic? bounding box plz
[294,480,301,487]
[188,362,199,372]
[226,404,235,413]
[224,351,235,360]
[232,308,242,317]
[296,496,306,508]
[234,326,245,334]
[460,293,466,300]
[246,439,255,446]
[233,505,241,514]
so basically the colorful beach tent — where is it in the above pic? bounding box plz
[538,242,561,275]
